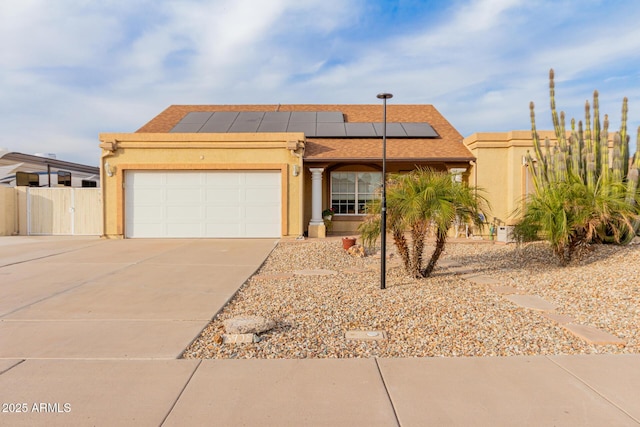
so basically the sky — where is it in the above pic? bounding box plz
[1,0,640,166]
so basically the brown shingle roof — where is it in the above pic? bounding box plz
[136,104,473,162]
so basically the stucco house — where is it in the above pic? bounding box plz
[99,104,475,239]
[464,130,567,228]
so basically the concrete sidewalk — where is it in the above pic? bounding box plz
[1,237,638,426]
[1,356,639,426]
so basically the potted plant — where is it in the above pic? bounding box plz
[323,207,334,232]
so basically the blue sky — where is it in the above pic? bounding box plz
[1,0,640,165]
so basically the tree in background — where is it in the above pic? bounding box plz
[515,69,640,264]
[359,167,488,278]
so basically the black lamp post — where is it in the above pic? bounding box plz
[377,92,393,290]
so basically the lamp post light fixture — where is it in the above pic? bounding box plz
[377,92,393,290]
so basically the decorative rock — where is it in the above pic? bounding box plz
[347,244,365,257]
[223,316,276,334]
[183,240,640,360]
[223,333,258,344]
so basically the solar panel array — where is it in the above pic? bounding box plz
[169,111,439,138]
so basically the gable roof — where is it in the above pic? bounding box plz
[136,104,473,162]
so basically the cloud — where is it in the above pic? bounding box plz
[1,0,639,164]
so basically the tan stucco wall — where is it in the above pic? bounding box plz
[0,187,17,236]
[98,132,305,238]
[464,130,559,226]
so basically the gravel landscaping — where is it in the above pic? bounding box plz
[183,238,640,359]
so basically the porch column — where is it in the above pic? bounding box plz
[308,167,326,238]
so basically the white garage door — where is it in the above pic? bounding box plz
[125,170,281,238]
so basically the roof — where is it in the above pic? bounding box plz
[0,151,99,175]
[137,104,473,162]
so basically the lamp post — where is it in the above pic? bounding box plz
[377,92,393,290]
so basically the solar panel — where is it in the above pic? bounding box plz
[402,123,439,138]
[169,110,439,138]
[199,112,239,132]
[180,112,213,124]
[287,122,316,135]
[229,112,265,132]
[316,122,346,137]
[345,123,376,137]
[289,111,316,122]
[263,111,291,122]
[257,121,289,132]
[169,123,205,133]
[373,123,407,137]
[317,112,344,123]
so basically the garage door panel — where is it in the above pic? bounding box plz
[244,172,278,186]
[244,224,278,237]
[206,173,241,186]
[126,171,281,238]
[167,223,203,237]
[167,206,203,220]
[206,205,242,216]
[133,206,164,220]
[132,189,164,205]
[167,188,202,203]
[206,224,240,238]
[245,188,277,202]
[129,172,164,186]
[166,172,202,186]
[205,189,240,205]
[246,208,278,221]
[131,223,164,236]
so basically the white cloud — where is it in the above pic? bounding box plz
[1,0,640,164]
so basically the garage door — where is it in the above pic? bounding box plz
[125,171,281,238]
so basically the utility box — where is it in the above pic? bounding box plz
[497,226,515,243]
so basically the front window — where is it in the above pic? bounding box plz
[331,171,382,215]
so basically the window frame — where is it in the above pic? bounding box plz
[330,171,382,216]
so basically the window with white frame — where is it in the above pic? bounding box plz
[330,171,382,215]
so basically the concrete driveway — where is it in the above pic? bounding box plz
[1,237,639,426]
[0,237,277,359]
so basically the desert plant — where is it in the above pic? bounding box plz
[359,167,488,278]
[520,69,640,262]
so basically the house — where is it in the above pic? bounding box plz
[0,149,100,188]
[99,104,475,239]
[0,150,101,236]
[464,130,574,228]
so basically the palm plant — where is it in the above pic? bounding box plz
[514,174,639,264]
[359,167,488,278]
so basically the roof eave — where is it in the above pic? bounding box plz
[303,157,476,163]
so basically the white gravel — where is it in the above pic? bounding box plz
[183,238,640,359]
